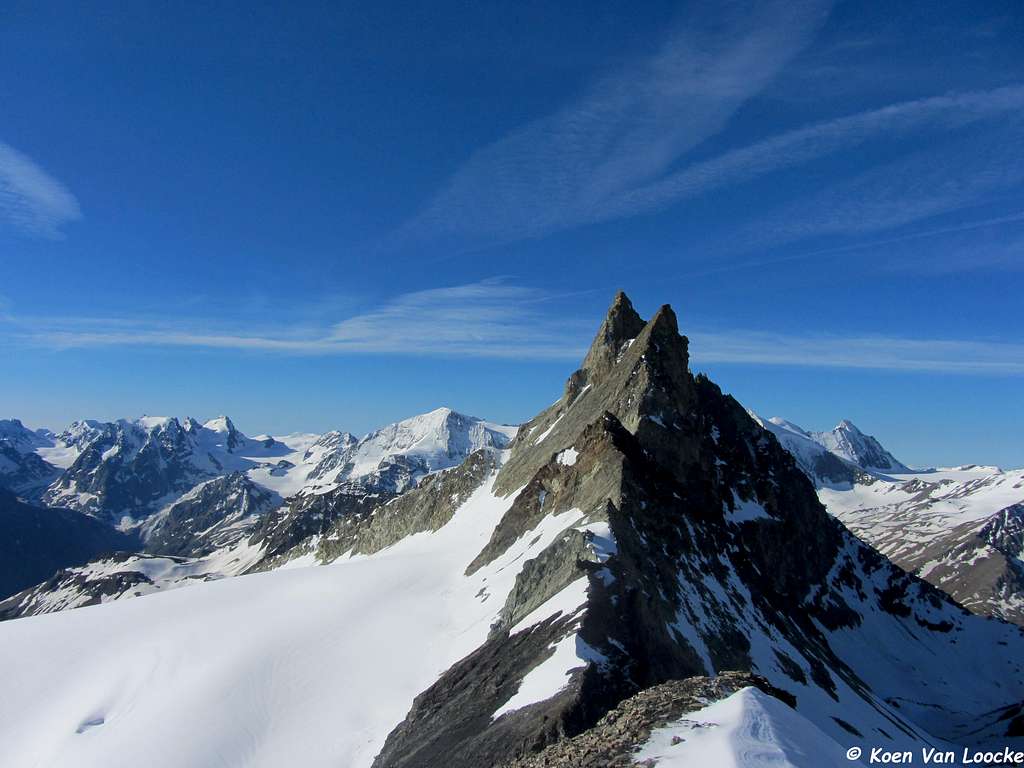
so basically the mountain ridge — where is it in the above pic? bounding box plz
[364,293,1024,767]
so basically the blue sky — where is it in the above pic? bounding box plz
[0,0,1022,467]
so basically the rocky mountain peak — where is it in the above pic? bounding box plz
[579,291,647,381]
[499,296,694,494]
[204,415,236,433]
[0,418,51,450]
[202,415,244,451]
[376,294,1024,767]
[0,418,27,433]
[813,419,910,473]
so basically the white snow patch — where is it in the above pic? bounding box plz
[577,521,617,562]
[35,444,81,469]
[509,577,590,635]
[557,447,579,466]
[492,634,606,719]
[533,413,564,445]
[634,687,848,768]
[726,492,771,523]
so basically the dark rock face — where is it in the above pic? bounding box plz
[0,489,139,600]
[143,473,279,557]
[496,297,695,498]
[0,442,59,501]
[249,483,394,567]
[316,450,499,562]
[372,293,1024,768]
[372,611,589,768]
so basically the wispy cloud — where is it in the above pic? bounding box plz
[689,330,1024,375]
[6,280,591,360]
[0,142,81,238]
[734,118,1024,250]
[395,0,1024,254]
[4,280,1023,375]
[604,85,1024,222]
[670,210,1024,279]
[400,0,833,245]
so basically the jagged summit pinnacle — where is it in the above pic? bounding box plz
[580,291,646,378]
[376,294,1024,768]
[499,293,694,494]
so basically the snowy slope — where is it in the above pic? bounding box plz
[817,465,1024,623]
[635,687,848,768]
[0,465,597,768]
[763,415,1024,625]
[819,466,1024,542]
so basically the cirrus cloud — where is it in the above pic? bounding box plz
[0,142,81,238]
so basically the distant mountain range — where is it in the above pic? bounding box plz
[0,407,516,613]
[1,292,1021,768]
[2,372,1021,633]
[0,297,1022,767]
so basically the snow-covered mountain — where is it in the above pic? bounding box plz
[42,415,291,525]
[759,413,1024,626]
[0,418,61,500]
[1,293,1021,768]
[141,472,280,557]
[0,418,53,451]
[0,408,518,619]
[37,409,513,526]
[811,419,911,473]
[752,415,862,487]
[818,465,1024,625]
[750,415,911,488]
[243,407,518,563]
[302,407,516,495]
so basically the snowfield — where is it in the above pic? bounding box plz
[634,687,848,768]
[0,469,598,768]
